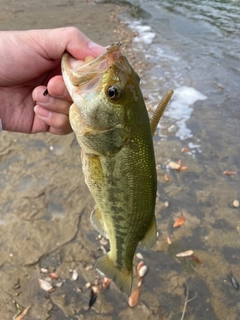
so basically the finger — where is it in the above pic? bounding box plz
[37,27,105,61]
[33,86,72,114]
[34,105,72,135]
[47,76,72,100]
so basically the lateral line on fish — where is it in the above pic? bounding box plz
[150,89,174,136]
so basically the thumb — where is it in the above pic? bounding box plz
[40,27,105,61]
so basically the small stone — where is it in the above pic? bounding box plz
[100,245,107,254]
[85,282,91,288]
[138,265,148,278]
[49,273,59,280]
[233,199,239,208]
[44,277,52,283]
[72,270,78,281]
[38,279,53,292]
[168,125,176,132]
[164,201,169,208]
[136,253,143,260]
[99,237,108,246]
[55,281,64,288]
[167,236,172,245]
[85,265,93,271]
[128,287,140,307]
[168,161,181,170]
[176,250,194,257]
[102,277,111,289]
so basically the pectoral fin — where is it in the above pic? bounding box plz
[140,216,157,248]
[90,206,109,239]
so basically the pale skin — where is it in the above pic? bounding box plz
[0,27,105,134]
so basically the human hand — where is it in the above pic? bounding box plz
[0,27,105,134]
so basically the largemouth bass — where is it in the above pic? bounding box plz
[61,43,173,296]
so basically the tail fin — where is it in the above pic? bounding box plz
[96,254,133,296]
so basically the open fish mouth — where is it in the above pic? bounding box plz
[61,42,136,132]
[61,42,125,96]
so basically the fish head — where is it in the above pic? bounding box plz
[61,42,142,135]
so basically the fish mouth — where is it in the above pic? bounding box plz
[61,42,124,95]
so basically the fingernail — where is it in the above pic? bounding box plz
[88,41,99,49]
[88,41,105,55]
[34,105,52,118]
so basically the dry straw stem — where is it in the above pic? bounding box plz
[15,306,31,320]
[180,283,197,320]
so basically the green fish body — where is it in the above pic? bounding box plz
[61,43,172,296]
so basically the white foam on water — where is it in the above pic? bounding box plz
[165,86,207,141]
[155,47,180,62]
[125,18,208,151]
[127,20,156,46]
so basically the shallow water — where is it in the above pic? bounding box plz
[116,1,240,319]
[0,0,240,319]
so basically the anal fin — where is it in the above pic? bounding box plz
[96,253,133,296]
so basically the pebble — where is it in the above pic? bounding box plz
[72,270,78,281]
[38,279,53,292]
[103,277,111,289]
[233,199,239,208]
[49,273,59,280]
[55,281,64,288]
[168,161,181,170]
[85,265,93,271]
[164,201,169,208]
[167,236,172,245]
[128,287,140,307]
[136,253,144,260]
[176,250,194,257]
[168,125,176,132]
[138,265,148,278]
[99,237,108,246]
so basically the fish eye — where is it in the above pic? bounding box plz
[107,86,121,101]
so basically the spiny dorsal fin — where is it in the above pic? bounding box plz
[150,89,174,136]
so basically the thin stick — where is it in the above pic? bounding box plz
[180,283,197,320]
[150,89,174,136]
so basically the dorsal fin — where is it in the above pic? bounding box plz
[150,89,174,136]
